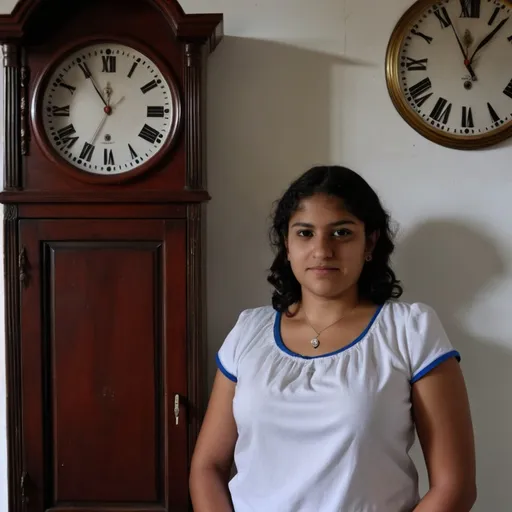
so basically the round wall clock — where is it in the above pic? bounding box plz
[32,37,182,181]
[386,0,512,149]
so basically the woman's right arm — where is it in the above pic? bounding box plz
[189,370,238,512]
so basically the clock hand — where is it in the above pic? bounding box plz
[90,114,108,145]
[450,24,477,80]
[443,7,477,80]
[104,82,113,106]
[89,96,125,145]
[89,77,108,107]
[112,96,125,109]
[469,17,509,64]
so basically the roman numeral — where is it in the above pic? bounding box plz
[78,61,92,78]
[405,57,428,71]
[52,105,70,117]
[141,80,158,94]
[58,82,76,95]
[57,125,78,149]
[487,102,500,123]
[462,106,474,128]
[503,78,512,99]
[128,62,138,78]
[434,6,451,28]
[430,97,452,124]
[128,144,138,159]
[409,77,433,107]
[104,149,115,165]
[460,0,480,18]
[147,106,165,117]
[79,142,95,162]
[58,125,76,139]
[489,7,500,25]
[102,55,116,73]
[508,35,512,42]
[138,124,160,144]
[411,29,433,44]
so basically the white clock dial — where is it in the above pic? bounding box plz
[41,42,179,175]
[387,0,512,148]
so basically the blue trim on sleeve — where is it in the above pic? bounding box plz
[410,350,461,384]
[216,353,237,383]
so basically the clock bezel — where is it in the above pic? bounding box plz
[30,34,183,184]
[385,0,512,150]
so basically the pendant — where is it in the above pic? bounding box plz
[311,338,320,349]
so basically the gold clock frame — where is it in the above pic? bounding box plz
[385,0,512,150]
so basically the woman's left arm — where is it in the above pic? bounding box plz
[411,357,477,512]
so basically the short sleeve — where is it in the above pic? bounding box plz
[215,310,249,383]
[406,303,461,384]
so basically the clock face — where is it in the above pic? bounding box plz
[386,0,512,148]
[40,41,179,174]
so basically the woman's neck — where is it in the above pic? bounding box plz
[295,287,362,326]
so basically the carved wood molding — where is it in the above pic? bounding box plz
[3,204,23,512]
[0,190,211,204]
[184,43,205,190]
[186,202,206,461]
[20,64,29,156]
[2,43,23,190]
[0,0,223,52]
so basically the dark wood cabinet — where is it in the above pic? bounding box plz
[0,0,223,510]
[19,218,188,511]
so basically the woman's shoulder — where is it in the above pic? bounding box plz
[380,300,458,381]
[216,305,276,381]
[383,299,441,322]
[235,304,276,331]
[381,300,451,346]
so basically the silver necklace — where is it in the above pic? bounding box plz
[302,304,358,349]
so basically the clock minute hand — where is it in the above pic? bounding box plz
[440,7,477,80]
[85,72,108,107]
[469,17,509,64]
[449,22,477,80]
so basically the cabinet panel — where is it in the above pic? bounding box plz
[19,219,188,511]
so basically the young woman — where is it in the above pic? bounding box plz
[190,165,476,512]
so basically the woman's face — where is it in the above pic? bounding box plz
[286,193,373,301]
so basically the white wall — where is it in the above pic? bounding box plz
[1,0,511,510]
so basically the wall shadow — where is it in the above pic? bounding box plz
[395,220,510,511]
[204,36,376,386]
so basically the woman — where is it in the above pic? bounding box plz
[190,165,476,511]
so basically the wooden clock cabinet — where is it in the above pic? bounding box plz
[0,0,223,510]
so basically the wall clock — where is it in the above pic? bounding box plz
[386,0,512,149]
[34,38,181,179]
[33,37,181,183]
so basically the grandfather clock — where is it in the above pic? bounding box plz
[0,0,223,511]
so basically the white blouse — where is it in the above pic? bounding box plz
[216,300,460,512]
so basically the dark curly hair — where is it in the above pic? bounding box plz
[267,165,403,312]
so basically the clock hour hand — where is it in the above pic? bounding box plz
[469,17,509,64]
[112,96,125,109]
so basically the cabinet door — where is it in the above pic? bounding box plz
[19,219,188,512]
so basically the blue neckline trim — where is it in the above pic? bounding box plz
[273,304,384,359]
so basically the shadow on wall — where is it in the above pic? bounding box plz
[395,220,509,512]
[204,36,377,387]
